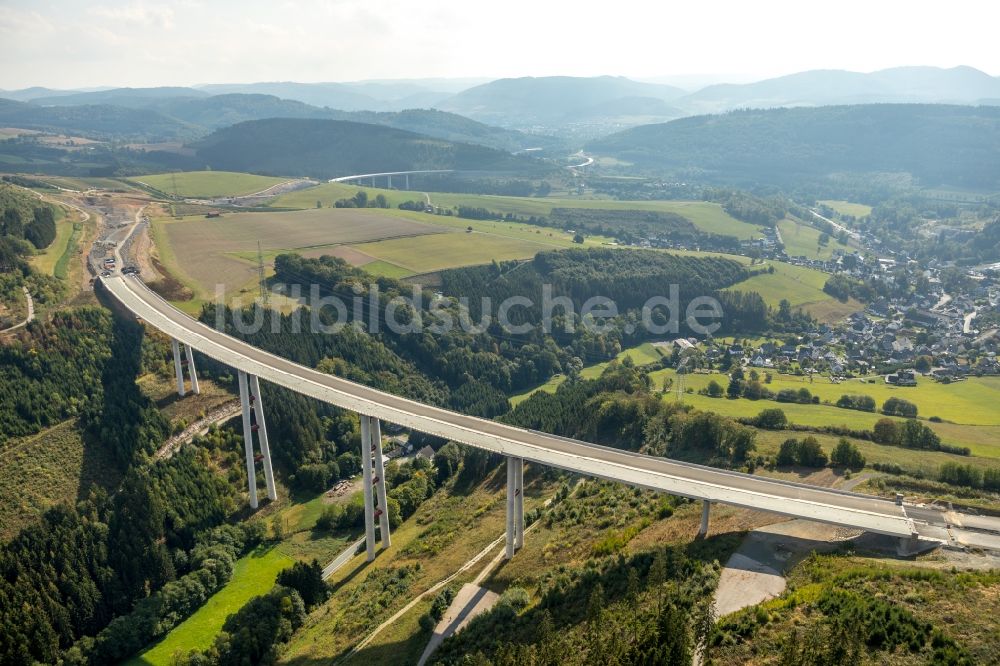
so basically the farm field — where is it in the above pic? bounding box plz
[151,207,445,308]
[270,181,762,239]
[513,348,1000,456]
[752,429,999,478]
[647,369,1000,426]
[656,388,1000,458]
[776,218,836,259]
[729,260,861,322]
[350,230,564,275]
[150,204,613,307]
[396,209,614,247]
[133,171,289,198]
[819,200,873,218]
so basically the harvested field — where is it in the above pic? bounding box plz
[153,208,443,303]
[296,245,376,265]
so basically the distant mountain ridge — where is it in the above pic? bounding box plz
[677,66,1000,114]
[6,67,999,141]
[0,91,561,151]
[437,75,687,131]
[0,98,199,141]
[587,104,1000,190]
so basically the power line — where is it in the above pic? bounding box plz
[257,241,269,306]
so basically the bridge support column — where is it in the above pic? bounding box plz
[514,458,524,550]
[184,344,200,395]
[387,175,392,189]
[698,500,711,538]
[171,339,186,396]
[505,457,524,559]
[360,415,377,561]
[237,371,258,509]
[404,174,409,190]
[369,416,392,550]
[249,375,276,501]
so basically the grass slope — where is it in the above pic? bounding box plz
[729,260,860,322]
[776,218,837,260]
[134,171,288,198]
[131,545,295,665]
[510,342,667,405]
[351,231,562,275]
[649,369,1000,427]
[271,182,761,239]
[819,200,873,218]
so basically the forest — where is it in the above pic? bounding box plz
[0,183,57,255]
[439,247,764,332]
[192,118,546,180]
[588,104,1000,190]
[0,315,248,665]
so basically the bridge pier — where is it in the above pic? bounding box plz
[237,370,276,509]
[370,416,391,549]
[698,500,711,538]
[505,457,524,559]
[249,375,277,501]
[171,339,186,396]
[184,343,200,395]
[238,371,259,508]
[387,175,392,189]
[360,415,391,561]
[404,174,409,190]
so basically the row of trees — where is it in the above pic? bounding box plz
[776,436,865,470]
[333,190,389,209]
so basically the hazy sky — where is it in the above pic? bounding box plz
[2,0,998,90]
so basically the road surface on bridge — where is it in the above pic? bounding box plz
[101,274,921,539]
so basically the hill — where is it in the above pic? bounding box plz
[27,86,209,107]
[191,118,547,179]
[323,108,565,152]
[678,66,1000,114]
[163,98,561,152]
[587,104,1000,189]
[1,90,560,153]
[0,98,197,142]
[196,79,486,110]
[195,81,387,111]
[437,75,686,133]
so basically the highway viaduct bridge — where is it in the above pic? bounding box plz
[99,275,926,563]
[328,170,454,190]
